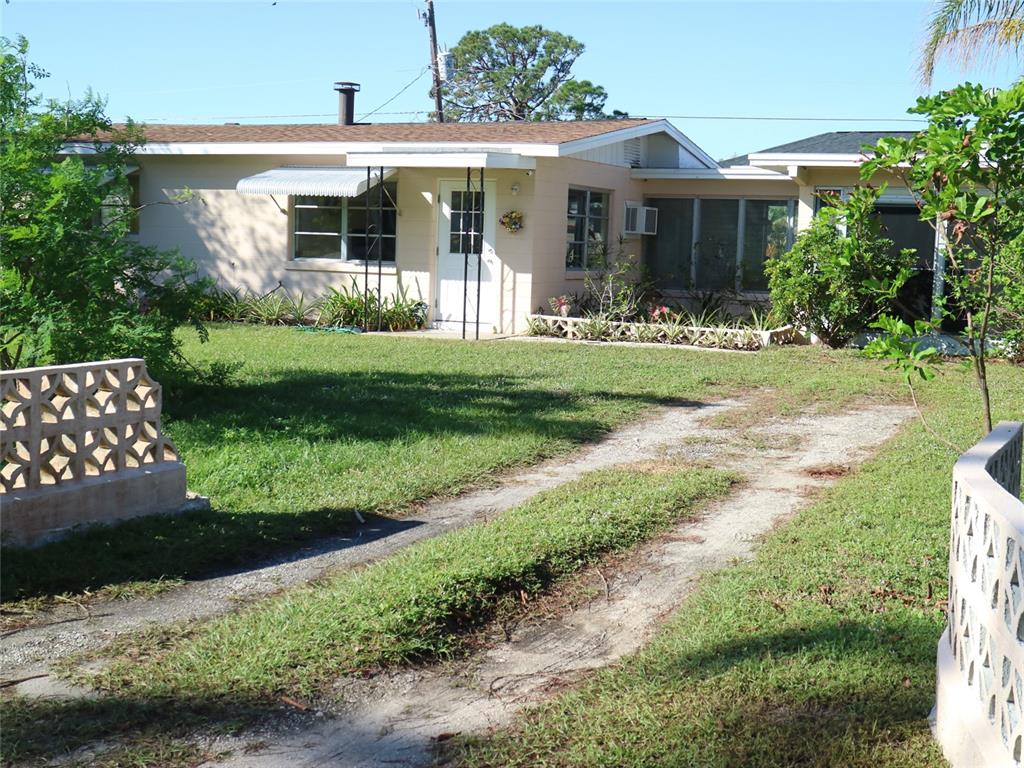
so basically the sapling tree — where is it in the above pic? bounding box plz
[0,36,210,379]
[862,80,1024,434]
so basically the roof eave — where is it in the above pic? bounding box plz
[747,152,867,169]
[632,167,794,181]
[61,140,562,157]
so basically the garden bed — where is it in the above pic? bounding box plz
[526,314,800,351]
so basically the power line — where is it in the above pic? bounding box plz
[356,67,430,122]
[658,114,928,123]
[136,110,925,124]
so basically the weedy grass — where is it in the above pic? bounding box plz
[1,326,900,602]
[451,365,1024,768]
[4,465,731,765]
[90,465,734,700]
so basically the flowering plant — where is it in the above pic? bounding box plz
[650,305,671,321]
[499,210,524,233]
[549,295,573,317]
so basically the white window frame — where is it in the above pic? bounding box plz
[291,182,397,263]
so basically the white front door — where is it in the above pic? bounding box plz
[435,179,498,330]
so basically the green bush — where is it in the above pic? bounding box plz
[765,186,915,348]
[0,37,210,378]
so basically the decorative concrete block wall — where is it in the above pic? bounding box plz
[0,358,186,546]
[934,421,1024,767]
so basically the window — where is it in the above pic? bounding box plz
[644,197,796,292]
[100,173,141,234]
[566,187,609,269]
[742,201,791,291]
[449,190,484,255]
[695,199,739,291]
[646,199,693,289]
[292,181,397,261]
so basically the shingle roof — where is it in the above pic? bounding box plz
[759,131,917,156]
[88,119,653,145]
[718,131,919,167]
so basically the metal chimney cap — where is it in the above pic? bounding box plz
[333,82,361,92]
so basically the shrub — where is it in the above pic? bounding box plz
[198,281,428,332]
[765,186,915,348]
[0,37,210,378]
[579,238,654,321]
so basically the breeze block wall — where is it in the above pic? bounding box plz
[0,359,186,547]
[934,421,1024,767]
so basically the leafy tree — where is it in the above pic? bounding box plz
[538,79,608,121]
[0,36,209,379]
[441,24,613,121]
[862,80,1024,434]
[765,186,915,348]
[920,0,1024,87]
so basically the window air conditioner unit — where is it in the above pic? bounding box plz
[623,202,658,235]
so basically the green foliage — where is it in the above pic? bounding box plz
[198,281,429,332]
[919,0,1024,87]
[441,24,614,121]
[580,238,655,321]
[864,315,940,384]
[766,186,915,348]
[0,36,209,378]
[538,78,609,121]
[863,79,1024,431]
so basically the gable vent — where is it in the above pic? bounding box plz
[624,138,642,168]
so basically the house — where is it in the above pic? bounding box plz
[72,84,939,334]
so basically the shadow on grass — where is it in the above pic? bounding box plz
[458,614,944,767]
[5,616,942,766]
[2,369,696,601]
[163,369,676,446]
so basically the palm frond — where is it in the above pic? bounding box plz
[919,0,1024,87]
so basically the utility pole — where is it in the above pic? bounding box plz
[424,0,445,122]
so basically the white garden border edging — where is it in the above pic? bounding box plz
[526,314,800,351]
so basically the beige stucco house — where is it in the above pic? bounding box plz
[79,90,937,334]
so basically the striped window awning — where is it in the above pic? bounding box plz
[236,166,396,197]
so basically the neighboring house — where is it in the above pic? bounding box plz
[70,86,938,333]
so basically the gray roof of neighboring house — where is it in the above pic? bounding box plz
[718,131,918,167]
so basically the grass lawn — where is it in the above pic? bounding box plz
[3,325,899,601]
[4,325,1023,767]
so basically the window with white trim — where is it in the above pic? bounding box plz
[566,187,609,269]
[292,181,397,261]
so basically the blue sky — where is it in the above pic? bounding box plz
[3,0,1020,160]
